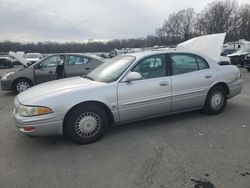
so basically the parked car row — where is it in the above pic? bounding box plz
[10,33,243,144]
[220,39,250,70]
[228,48,250,67]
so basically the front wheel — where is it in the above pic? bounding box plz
[14,79,32,93]
[64,103,109,144]
[203,86,227,115]
[247,68,250,72]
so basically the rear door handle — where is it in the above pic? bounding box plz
[205,74,212,78]
[48,71,54,74]
[160,81,169,86]
[85,67,91,70]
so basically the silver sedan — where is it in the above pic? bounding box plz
[13,49,243,144]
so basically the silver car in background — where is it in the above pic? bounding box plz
[1,53,104,93]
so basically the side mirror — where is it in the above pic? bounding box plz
[124,72,142,82]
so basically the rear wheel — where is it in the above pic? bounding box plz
[247,68,250,72]
[203,85,227,115]
[14,79,32,93]
[64,103,108,144]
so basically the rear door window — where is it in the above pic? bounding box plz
[196,56,209,70]
[171,54,198,75]
[170,53,209,75]
[68,56,89,65]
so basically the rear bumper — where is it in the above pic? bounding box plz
[228,79,243,98]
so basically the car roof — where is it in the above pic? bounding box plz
[50,53,105,61]
[26,53,41,54]
[125,49,206,59]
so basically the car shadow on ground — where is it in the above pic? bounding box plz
[106,110,203,135]
[13,100,244,147]
[19,110,204,147]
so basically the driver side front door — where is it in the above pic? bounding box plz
[34,55,62,84]
[117,54,172,122]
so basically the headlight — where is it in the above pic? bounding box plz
[1,72,15,80]
[18,105,53,117]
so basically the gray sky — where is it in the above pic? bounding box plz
[0,0,247,42]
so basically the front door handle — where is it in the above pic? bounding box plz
[48,71,54,74]
[85,67,91,70]
[205,74,212,78]
[160,81,169,86]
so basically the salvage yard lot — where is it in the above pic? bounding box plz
[0,68,249,188]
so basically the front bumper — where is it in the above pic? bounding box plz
[13,102,64,136]
[228,79,243,98]
[1,78,14,91]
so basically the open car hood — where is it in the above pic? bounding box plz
[177,33,226,62]
[9,51,30,67]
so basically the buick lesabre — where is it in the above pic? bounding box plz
[13,34,243,144]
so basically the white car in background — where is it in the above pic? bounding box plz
[25,53,42,64]
[227,47,250,66]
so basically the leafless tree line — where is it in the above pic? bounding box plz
[0,0,249,53]
[156,0,250,44]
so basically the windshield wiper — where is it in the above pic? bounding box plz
[82,75,95,81]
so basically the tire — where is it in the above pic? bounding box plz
[13,79,32,93]
[247,68,250,72]
[64,103,109,144]
[203,85,227,115]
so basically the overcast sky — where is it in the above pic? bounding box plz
[0,0,247,42]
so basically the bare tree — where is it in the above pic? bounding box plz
[177,8,195,40]
[196,0,238,35]
[238,4,250,40]
[160,8,196,44]
[155,27,167,45]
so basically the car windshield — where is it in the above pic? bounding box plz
[25,54,41,58]
[86,55,135,83]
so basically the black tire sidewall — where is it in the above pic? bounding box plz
[64,104,108,144]
[203,86,227,115]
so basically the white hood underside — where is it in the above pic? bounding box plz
[9,51,30,67]
[177,33,226,62]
